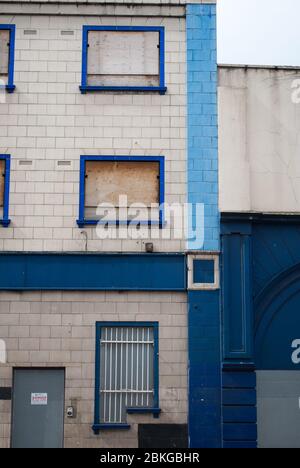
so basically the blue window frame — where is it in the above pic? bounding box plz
[77,155,165,228]
[0,155,11,227]
[93,322,160,434]
[80,26,167,95]
[0,25,16,93]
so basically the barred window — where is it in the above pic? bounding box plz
[94,323,159,430]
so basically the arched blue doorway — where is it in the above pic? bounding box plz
[254,264,300,448]
[255,263,300,370]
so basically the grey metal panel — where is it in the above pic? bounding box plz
[257,371,300,448]
[11,369,65,448]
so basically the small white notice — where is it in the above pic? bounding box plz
[31,393,48,406]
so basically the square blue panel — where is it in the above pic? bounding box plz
[193,259,215,284]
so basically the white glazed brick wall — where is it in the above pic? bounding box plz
[0,13,187,253]
[0,290,187,448]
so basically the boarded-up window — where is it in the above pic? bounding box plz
[0,30,9,76]
[85,160,160,220]
[87,30,160,87]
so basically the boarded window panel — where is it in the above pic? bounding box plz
[0,30,9,76]
[0,160,5,209]
[87,31,159,87]
[85,161,160,219]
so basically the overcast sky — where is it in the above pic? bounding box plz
[217,0,300,67]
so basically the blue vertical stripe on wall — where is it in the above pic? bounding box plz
[187,3,221,449]
[188,290,222,448]
[187,3,219,251]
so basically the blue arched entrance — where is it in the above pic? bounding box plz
[255,264,300,448]
[255,264,300,370]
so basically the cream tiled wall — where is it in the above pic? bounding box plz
[0,290,187,448]
[0,11,187,252]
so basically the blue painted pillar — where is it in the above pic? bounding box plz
[187,3,222,448]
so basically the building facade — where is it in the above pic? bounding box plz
[0,0,220,448]
[2,0,299,450]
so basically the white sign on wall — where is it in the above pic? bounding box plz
[31,393,48,406]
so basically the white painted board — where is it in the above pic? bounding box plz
[87,30,160,86]
[85,160,160,208]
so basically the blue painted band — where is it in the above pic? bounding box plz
[0,253,186,291]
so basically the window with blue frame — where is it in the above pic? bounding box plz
[93,322,160,433]
[80,26,167,94]
[0,155,11,227]
[0,25,16,93]
[77,155,165,228]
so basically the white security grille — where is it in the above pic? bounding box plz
[100,326,154,424]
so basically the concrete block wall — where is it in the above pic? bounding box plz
[0,290,187,448]
[0,10,186,253]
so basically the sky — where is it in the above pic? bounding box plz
[217,0,300,67]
